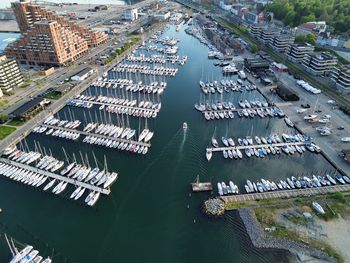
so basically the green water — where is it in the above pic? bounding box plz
[0,25,335,262]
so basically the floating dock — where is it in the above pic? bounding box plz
[191,182,213,192]
[0,158,111,195]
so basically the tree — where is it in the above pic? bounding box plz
[295,33,316,45]
[0,113,9,123]
[251,44,260,53]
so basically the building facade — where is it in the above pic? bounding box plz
[6,0,108,66]
[302,52,337,76]
[269,33,295,53]
[0,55,24,94]
[331,65,350,92]
[286,42,314,63]
[123,8,138,21]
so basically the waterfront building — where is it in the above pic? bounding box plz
[123,8,138,21]
[269,33,295,53]
[286,42,314,63]
[244,57,270,73]
[9,97,50,120]
[5,0,108,66]
[331,65,350,92]
[302,52,337,76]
[0,55,23,94]
[70,67,94,81]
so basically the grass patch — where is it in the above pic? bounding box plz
[44,91,62,100]
[6,119,25,126]
[0,126,16,140]
[0,99,9,107]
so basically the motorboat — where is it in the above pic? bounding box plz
[312,201,325,214]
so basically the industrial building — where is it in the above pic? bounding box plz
[0,55,23,94]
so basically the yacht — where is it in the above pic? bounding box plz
[206,149,212,161]
[183,122,188,129]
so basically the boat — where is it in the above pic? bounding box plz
[312,201,325,214]
[284,117,294,127]
[183,122,188,129]
[341,137,350,142]
[304,114,318,120]
[206,149,212,161]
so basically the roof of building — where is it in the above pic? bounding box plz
[309,51,337,61]
[72,67,93,78]
[10,97,44,117]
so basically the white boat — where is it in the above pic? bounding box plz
[341,137,350,142]
[297,108,307,113]
[9,245,33,263]
[304,114,318,120]
[206,149,212,161]
[312,201,325,214]
[284,117,294,127]
[183,122,188,129]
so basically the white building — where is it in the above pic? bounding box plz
[123,8,138,21]
[71,67,94,81]
[302,52,337,76]
[286,42,314,63]
[154,12,170,20]
[331,65,350,92]
[0,55,23,94]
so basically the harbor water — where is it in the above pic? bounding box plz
[0,25,335,262]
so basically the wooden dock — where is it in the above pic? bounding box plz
[92,80,165,91]
[207,141,308,152]
[44,125,151,147]
[0,158,111,195]
[221,184,350,206]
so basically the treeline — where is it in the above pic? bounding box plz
[265,0,350,34]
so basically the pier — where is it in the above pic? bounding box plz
[68,99,159,118]
[0,158,111,195]
[201,106,275,114]
[207,141,308,152]
[43,124,151,147]
[221,184,350,205]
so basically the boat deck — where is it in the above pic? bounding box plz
[222,184,350,206]
[44,124,151,147]
[207,141,308,152]
[0,158,111,195]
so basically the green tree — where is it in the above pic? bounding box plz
[295,33,316,45]
[251,44,260,53]
[0,113,9,123]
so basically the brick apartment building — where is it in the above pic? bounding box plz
[5,0,108,66]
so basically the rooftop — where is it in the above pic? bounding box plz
[10,97,44,117]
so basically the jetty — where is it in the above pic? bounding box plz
[221,184,350,205]
[42,124,151,148]
[207,141,308,153]
[0,158,111,195]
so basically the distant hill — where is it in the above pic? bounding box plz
[265,0,350,34]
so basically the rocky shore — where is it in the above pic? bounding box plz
[238,208,336,262]
[203,198,225,216]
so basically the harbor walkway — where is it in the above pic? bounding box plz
[222,184,350,206]
[0,158,111,195]
[207,141,307,152]
[44,124,151,147]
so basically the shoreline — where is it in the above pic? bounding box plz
[238,208,336,262]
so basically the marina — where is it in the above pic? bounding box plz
[0,22,344,263]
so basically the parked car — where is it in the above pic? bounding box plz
[301,104,311,109]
